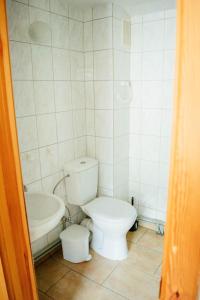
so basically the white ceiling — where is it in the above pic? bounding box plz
[67,0,176,16]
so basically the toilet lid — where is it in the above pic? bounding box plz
[83,197,137,223]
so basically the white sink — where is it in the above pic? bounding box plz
[25,192,65,242]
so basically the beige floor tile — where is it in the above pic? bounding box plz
[38,291,53,300]
[52,248,119,284]
[103,263,159,300]
[127,226,147,244]
[137,229,164,252]
[47,271,126,300]
[36,257,70,292]
[126,242,162,275]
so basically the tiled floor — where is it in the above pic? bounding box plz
[37,227,164,300]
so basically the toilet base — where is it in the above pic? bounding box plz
[91,232,128,261]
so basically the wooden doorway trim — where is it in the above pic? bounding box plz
[0,1,38,299]
[160,0,200,298]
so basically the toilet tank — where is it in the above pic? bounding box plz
[64,157,98,206]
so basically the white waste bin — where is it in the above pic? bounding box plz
[60,224,91,263]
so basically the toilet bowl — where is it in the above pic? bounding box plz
[64,157,137,261]
[82,197,137,260]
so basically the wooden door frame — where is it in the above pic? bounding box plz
[0,0,38,299]
[160,0,200,298]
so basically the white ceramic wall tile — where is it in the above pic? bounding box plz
[98,163,113,190]
[163,50,175,80]
[142,51,163,80]
[93,18,112,50]
[69,5,83,21]
[129,134,141,159]
[69,20,83,51]
[143,10,165,22]
[71,81,85,109]
[131,53,142,80]
[50,0,68,17]
[165,18,176,50]
[129,81,142,108]
[83,7,93,22]
[39,144,58,177]
[56,111,73,142]
[158,163,169,188]
[31,45,53,80]
[17,116,38,152]
[113,4,129,20]
[13,81,35,117]
[30,0,49,10]
[114,81,132,109]
[85,81,94,109]
[114,109,129,137]
[84,52,93,80]
[143,20,164,51]
[58,140,74,168]
[70,51,84,80]
[74,137,86,158]
[29,7,51,45]
[141,135,160,162]
[34,81,55,114]
[93,3,112,19]
[7,1,30,42]
[10,41,32,80]
[142,81,163,109]
[84,22,93,51]
[160,110,172,137]
[114,135,129,162]
[86,136,95,157]
[129,157,140,182]
[140,160,159,186]
[51,14,69,49]
[20,150,41,184]
[86,110,95,135]
[131,23,142,52]
[114,50,130,80]
[27,180,42,192]
[141,109,161,136]
[73,110,86,137]
[94,81,113,109]
[37,114,57,146]
[94,50,113,80]
[129,108,141,134]
[52,48,70,80]
[54,81,72,112]
[95,110,113,138]
[162,80,174,109]
[95,137,113,164]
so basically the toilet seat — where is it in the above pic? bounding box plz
[82,196,137,224]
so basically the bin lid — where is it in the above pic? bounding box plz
[60,224,89,241]
[64,157,98,173]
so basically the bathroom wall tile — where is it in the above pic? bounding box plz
[29,0,50,10]
[114,50,130,80]
[143,20,164,51]
[54,81,72,112]
[160,137,171,163]
[29,7,51,45]
[140,160,159,186]
[94,50,113,80]
[141,135,160,162]
[56,111,73,142]
[69,20,83,51]
[114,109,129,137]
[114,135,129,162]
[129,157,140,182]
[163,50,175,80]
[71,82,85,109]
[86,136,96,158]
[141,109,161,136]
[157,187,168,212]
[139,206,156,220]
[73,110,86,137]
[113,4,129,20]
[130,53,142,80]
[143,10,165,22]
[129,108,141,135]
[131,23,143,52]
[93,3,112,19]
[95,137,113,164]
[129,81,142,108]
[83,7,93,22]
[114,160,129,187]
[165,18,176,50]
[98,163,113,190]
[58,140,74,168]
[94,81,113,109]
[39,144,58,177]
[17,116,38,152]
[85,82,94,109]
[86,110,95,136]
[142,81,163,109]
[34,81,55,114]
[84,22,93,51]
[162,81,174,109]
[52,48,70,80]
[95,110,113,138]
[50,0,68,17]
[37,114,57,147]
[114,81,132,109]
[27,180,42,192]
[165,8,176,18]
[129,134,141,159]
[20,150,41,184]
[158,163,169,188]
[160,110,172,137]
[74,137,87,158]
[142,51,163,80]
[113,18,123,51]
[70,51,84,80]
[10,41,32,80]
[69,5,83,21]
[51,14,69,49]
[85,52,93,81]
[7,1,30,42]
[13,81,35,117]
[32,45,53,80]
[42,172,66,199]
[93,18,112,50]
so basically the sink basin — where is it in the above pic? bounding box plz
[25,192,65,242]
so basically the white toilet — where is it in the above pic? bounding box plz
[64,157,137,260]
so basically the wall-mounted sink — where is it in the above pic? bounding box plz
[25,192,65,242]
